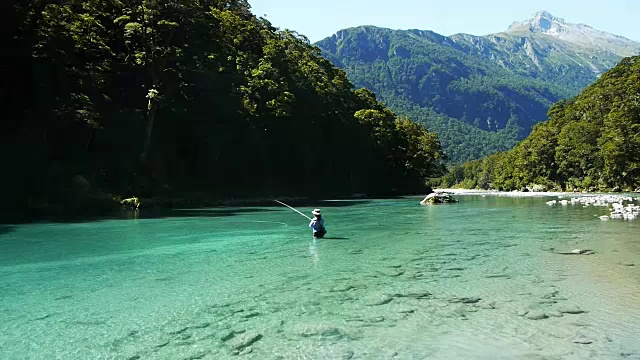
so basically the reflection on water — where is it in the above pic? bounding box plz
[309,238,319,266]
[0,195,639,359]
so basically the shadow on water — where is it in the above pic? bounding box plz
[279,199,372,208]
[140,207,281,219]
[1,197,380,225]
[0,224,15,236]
[0,207,281,225]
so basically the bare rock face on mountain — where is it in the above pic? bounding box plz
[506,11,640,57]
[451,10,640,87]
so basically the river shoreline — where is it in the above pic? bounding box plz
[8,188,638,224]
[435,188,640,198]
[0,192,414,225]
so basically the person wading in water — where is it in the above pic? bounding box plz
[309,208,327,238]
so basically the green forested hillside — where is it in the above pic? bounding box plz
[2,0,445,219]
[441,56,640,192]
[315,15,640,163]
[316,26,575,163]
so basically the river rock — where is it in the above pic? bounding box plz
[291,324,343,339]
[546,310,563,317]
[448,297,481,304]
[166,326,190,335]
[558,306,586,314]
[331,284,356,292]
[154,340,170,349]
[226,332,262,350]
[556,249,595,255]
[479,302,496,309]
[525,310,548,320]
[120,197,141,209]
[240,311,260,319]
[395,307,417,314]
[420,192,458,205]
[191,322,211,329]
[378,268,405,277]
[392,285,432,299]
[363,293,393,306]
[342,350,355,359]
[485,273,511,278]
[220,330,235,342]
[573,335,593,344]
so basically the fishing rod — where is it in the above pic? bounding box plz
[274,200,312,221]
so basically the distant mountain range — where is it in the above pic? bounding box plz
[315,11,640,163]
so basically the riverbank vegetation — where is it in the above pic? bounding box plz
[439,56,640,192]
[3,0,445,220]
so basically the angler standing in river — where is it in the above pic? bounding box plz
[274,201,327,238]
[309,208,327,238]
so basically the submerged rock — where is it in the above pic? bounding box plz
[377,268,405,277]
[392,287,432,300]
[557,306,587,314]
[240,311,260,319]
[546,310,563,317]
[556,249,595,255]
[330,284,356,292]
[288,323,361,340]
[363,293,393,306]
[166,326,190,335]
[573,335,593,344]
[154,340,170,349]
[479,302,496,310]
[342,350,355,360]
[420,192,458,205]
[448,297,481,304]
[220,330,235,342]
[525,310,548,320]
[226,332,262,350]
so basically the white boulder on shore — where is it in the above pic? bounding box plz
[546,194,639,220]
[435,189,639,220]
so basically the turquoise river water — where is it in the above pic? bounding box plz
[1,194,639,359]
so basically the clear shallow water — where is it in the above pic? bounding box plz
[1,195,639,359]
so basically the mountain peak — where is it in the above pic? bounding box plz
[532,10,562,21]
[504,11,640,56]
[508,10,568,34]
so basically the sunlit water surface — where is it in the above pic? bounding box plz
[1,195,639,359]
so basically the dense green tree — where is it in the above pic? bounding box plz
[440,56,640,192]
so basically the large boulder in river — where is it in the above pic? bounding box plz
[120,197,141,209]
[420,192,458,205]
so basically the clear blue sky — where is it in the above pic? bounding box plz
[248,0,640,43]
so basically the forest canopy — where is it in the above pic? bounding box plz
[2,0,445,219]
